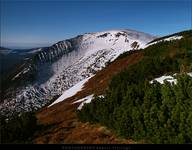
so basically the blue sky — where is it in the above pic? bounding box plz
[1,0,191,49]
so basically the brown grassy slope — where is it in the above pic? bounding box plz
[34,51,143,144]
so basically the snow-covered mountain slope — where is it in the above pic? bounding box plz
[0,29,155,116]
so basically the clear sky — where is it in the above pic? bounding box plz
[1,0,191,49]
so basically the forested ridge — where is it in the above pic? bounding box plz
[77,30,192,144]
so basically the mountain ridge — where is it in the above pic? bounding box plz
[1,29,191,144]
[0,29,155,116]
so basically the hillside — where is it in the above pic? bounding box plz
[1,30,191,144]
[34,29,192,144]
[33,50,144,144]
[78,30,192,144]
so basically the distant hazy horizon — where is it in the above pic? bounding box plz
[1,0,191,49]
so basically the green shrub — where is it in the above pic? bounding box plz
[0,111,42,144]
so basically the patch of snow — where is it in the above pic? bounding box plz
[72,98,87,104]
[11,72,22,80]
[147,35,183,47]
[188,72,192,77]
[72,94,104,110]
[98,95,105,98]
[11,68,30,80]
[27,48,42,54]
[150,75,177,84]
[150,72,192,84]
[164,35,183,41]
[49,76,93,107]
[76,94,94,110]
[23,68,30,74]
